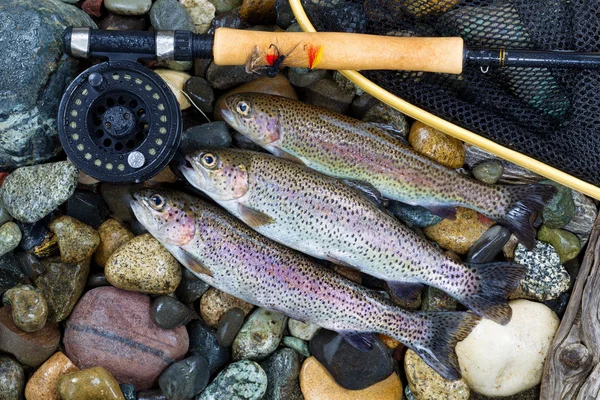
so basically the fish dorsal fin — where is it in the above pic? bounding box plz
[163,244,214,278]
[237,203,275,228]
[318,114,409,149]
[342,179,386,208]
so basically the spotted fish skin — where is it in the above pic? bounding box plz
[219,92,556,248]
[182,149,525,325]
[131,188,480,381]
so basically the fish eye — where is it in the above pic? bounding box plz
[149,194,165,210]
[236,101,251,116]
[200,153,219,169]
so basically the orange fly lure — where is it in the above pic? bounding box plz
[304,44,324,70]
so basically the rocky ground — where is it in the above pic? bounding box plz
[0,0,597,399]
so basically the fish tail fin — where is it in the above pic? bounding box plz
[402,311,480,380]
[500,183,557,249]
[459,262,526,325]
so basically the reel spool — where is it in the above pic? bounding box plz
[58,60,182,183]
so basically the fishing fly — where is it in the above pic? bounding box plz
[245,42,301,77]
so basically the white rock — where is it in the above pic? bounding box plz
[456,299,559,396]
[154,69,192,110]
[180,0,216,34]
[288,318,320,341]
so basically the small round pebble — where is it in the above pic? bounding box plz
[467,225,512,263]
[300,357,402,400]
[105,234,182,295]
[120,384,137,400]
[151,296,192,330]
[362,102,409,140]
[283,336,310,357]
[154,70,193,110]
[197,360,267,400]
[158,356,210,400]
[94,219,134,268]
[456,300,559,396]
[57,366,125,400]
[3,284,47,332]
[16,213,59,258]
[217,307,245,347]
[184,77,215,114]
[0,222,20,257]
[181,0,216,33]
[104,0,152,15]
[232,308,287,361]
[176,277,210,303]
[187,319,231,375]
[472,159,504,184]
[0,355,24,400]
[408,121,465,168]
[537,225,581,263]
[65,191,109,229]
[49,216,100,264]
[404,349,469,400]
[200,287,253,328]
[25,352,79,400]
[541,180,576,229]
[288,319,320,341]
[181,122,232,154]
[259,348,303,400]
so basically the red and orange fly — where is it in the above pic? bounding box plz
[245,42,301,78]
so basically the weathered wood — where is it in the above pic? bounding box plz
[540,213,600,399]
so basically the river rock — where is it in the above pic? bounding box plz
[309,329,394,390]
[151,296,192,330]
[232,308,286,361]
[187,319,230,375]
[209,0,242,13]
[154,70,193,110]
[3,284,47,332]
[17,212,59,258]
[472,159,504,185]
[158,356,210,400]
[259,348,303,400]
[388,201,442,228]
[200,287,253,328]
[105,234,182,295]
[176,274,210,303]
[63,287,189,390]
[240,0,276,23]
[100,183,141,222]
[58,367,125,400]
[87,272,110,288]
[184,77,215,115]
[15,253,44,280]
[409,121,465,168]
[541,180,576,229]
[0,306,60,367]
[467,225,512,263]
[49,216,100,264]
[150,0,195,70]
[512,241,570,301]
[207,64,256,91]
[81,0,104,17]
[456,299,559,396]
[0,0,95,169]
[181,122,232,154]
[217,307,245,347]
[120,384,136,400]
[138,389,167,400]
[283,336,310,357]
[0,355,24,400]
[362,102,409,140]
[564,191,597,244]
[35,258,90,323]
[288,67,327,88]
[0,253,26,295]
[300,356,402,400]
[94,219,134,268]
[181,0,216,33]
[537,225,581,263]
[0,222,21,257]
[99,13,149,30]
[2,161,79,223]
[0,198,12,226]
[405,349,469,400]
[105,0,151,15]
[65,191,110,229]
[423,207,495,254]
[464,146,542,184]
[197,360,267,400]
[303,78,355,114]
[288,319,320,341]
[25,352,79,400]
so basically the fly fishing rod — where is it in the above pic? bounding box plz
[60,27,600,183]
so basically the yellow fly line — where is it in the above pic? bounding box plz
[289,0,600,200]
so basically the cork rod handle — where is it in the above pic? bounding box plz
[213,28,465,74]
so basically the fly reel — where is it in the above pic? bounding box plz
[58,60,182,183]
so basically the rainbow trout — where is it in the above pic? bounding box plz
[218,93,556,248]
[131,188,479,380]
[180,149,525,325]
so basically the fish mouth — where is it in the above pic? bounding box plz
[129,195,149,226]
[180,156,207,190]
[219,107,236,127]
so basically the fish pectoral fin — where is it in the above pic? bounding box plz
[339,331,377,351]
[423,205,457,220]
[269,147,305,165]
[238,203,276,228]
[168,246,214,278]
[342,179,386,208]
[387,282,425,302]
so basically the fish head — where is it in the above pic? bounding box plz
[219,93,281,145]
[130,189,196,246]
[182,149,250,201]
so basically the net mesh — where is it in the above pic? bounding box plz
[301,0,600,186]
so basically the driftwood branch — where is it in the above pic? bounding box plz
[541,213,600,399]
